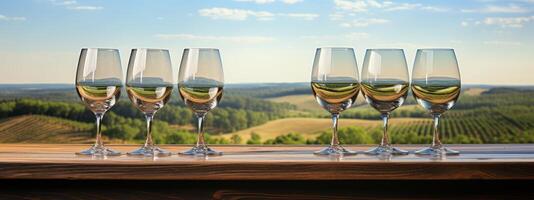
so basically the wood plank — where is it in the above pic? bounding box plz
[3,180,533,200]
[0,144,533,180]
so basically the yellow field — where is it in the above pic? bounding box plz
[218,117,424,143]
[266,94,320,111]
[266,94,367,112]
[464,88,488,96]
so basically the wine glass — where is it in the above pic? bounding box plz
[126,48,174,157]
[178,48,224,156]
[412,49,461,156]
[75,48,123,156]
[361,49,409,155]
[311,47,360,156]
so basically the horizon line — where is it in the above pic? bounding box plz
[1,82,534,87]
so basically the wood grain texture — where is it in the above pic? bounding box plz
[0,144,533,180]
[3,180,533,200]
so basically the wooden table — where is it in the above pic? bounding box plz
[1,144,533,199]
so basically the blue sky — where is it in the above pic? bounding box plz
[0,0,533,85]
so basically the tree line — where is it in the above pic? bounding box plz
[0,95,296,143]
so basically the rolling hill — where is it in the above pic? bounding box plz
[219,117,425,143]
[266,94,368,112]
[0,115,95,143]
[266,94,321,112]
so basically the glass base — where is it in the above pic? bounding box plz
[364,145,409,155]
[415,146,459,156]
[179,145,222,156]
[76,145,121,156]
[314,145,357,156]
[127,145,172,157]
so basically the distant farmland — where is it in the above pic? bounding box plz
[0,84,533,144]
[220,117,426,143]
[0,115,93,143]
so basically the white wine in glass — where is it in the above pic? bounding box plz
[178,48,224,156]
[126,48,174,157]
[179,85,223,114]
[75,48,123,156]
[361,49,410,156]
[412,49,461,156]
[127,85,173,114]
[311,47,360,156]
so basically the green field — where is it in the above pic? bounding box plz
[1,84,533,144]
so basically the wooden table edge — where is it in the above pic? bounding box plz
[1,161,533,180]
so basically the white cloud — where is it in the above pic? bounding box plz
[421,6,448,12]
[198,8,274,20]
[483,40,521,46]
[461,4,529,13]
[329,13,344,21]
[333,0,446,13]
[366,0,386,8]
[334,0,368,12]
[50,0,103,11]
[461,21,469,27]
[68,6,103,11]
[0,14,26,21]
[280,13,319,20]
[154,34,275,44]
[50,0,77,6]
[251,11,275,21]
[331,1,444,25]
[281,0,303,4]
[340,18,389,27]
[234,0,303,4]
[198,7,318,21]
[384,3,422,11]
[483,16,534,28]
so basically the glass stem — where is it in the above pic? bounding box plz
[431,114,442,148]
[380,113,390,147]
[196,114,207,148]
[143,114,154,148]
[94,113,104,148]
[330,113,340,147]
